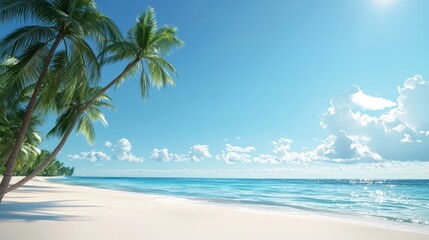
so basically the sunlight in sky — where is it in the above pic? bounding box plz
[373,0,397,8]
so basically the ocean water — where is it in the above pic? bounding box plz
[50,177,429,229]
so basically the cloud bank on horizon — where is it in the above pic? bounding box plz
[69,75,429,165]
[218,75,429,164]
[150,144,211,162]
[68,138,144,163]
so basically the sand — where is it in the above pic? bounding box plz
[0,177,428,240]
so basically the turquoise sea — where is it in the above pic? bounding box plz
[50,177,429,230]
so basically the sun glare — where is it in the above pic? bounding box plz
[373,0,396,8]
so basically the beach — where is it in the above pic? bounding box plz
[0,177,427,240]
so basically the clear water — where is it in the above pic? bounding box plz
[50,177,429,228]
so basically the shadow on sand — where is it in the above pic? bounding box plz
[0,200,96,221]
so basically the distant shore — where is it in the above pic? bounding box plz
[0,177,428,240]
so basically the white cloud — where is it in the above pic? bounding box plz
[394,75,429,131]
[400,134,413,143]
[69,76,429,168]
[188,145,211,161]
[323,132,356,159]
[392,124,406,133]
[151,144,212,162]
[269,138,320,163]
[350,86,397,111]
[216,76,428,165]
[69,138,144,163]
[150,148,183,162]
[226,144,255,153]
[213,74,429,165]
[320,75,429,161]
[321,134,382,163]
[216,144,256,164]
[252,133,381,165]
[112,138,144,163]
[253,154,279,164]
[68,151,111,162]
[104,141,113,148]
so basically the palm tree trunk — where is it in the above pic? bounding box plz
[82,59,140,111]
[1,59,139,196]
[0,34,63,203]
[6,120,75,193]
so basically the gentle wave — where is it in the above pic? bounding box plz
[49,177,429,227]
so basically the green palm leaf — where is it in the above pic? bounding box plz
[99,7,183,99]
[0,25,56,57]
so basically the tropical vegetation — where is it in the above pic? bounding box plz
[0,0,183,202]
[0,150,74,176]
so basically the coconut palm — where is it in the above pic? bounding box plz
[6,84,113,192]
[3,6,183,197]
[11,150,74,176]
[0,0,121,201]
[0,109,42,170]
[0,57,42,174]
[92,6,184,104]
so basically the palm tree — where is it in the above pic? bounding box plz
[0,0,121,201]
[11,150,74,176]
[6,84,114,192]
[3,6,183,197]
[0,57,42,174]
[0,109,42,170]
[94,6,184,102]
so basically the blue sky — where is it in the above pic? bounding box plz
[3,0,429,178]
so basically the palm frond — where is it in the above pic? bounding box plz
[1,42,49,103]
[47,108,77,139]
[80,9,123,47]
[115,61,141,88]
[150,26,184,55]
[139,68,149,99]
[146,54,177,75]
[0,0,59,24]
[0,25,56,57]
[134,6,157,50]
[36,50,68,113]
[67,35,100,82]
[148,60,173,87]
[76,114,95,144]
[98,41,138,66]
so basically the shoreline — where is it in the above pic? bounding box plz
[1,177,428,240]
[45,176,429,235]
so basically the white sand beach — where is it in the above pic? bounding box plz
[0,177,428,240]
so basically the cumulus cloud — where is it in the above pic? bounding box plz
[251,133,381,165]
[320,133,382,163]
[151,144,212,162]
[111,138,144,163]
[215,75,427,165]
[188,145,211,161]
[263,138,320,163]
[68,76,429,167]
[350,87,397,111]
[151,148,183,162]
[68,151,111,162]
[216,144,256,164]
[321,75,429,161]
[68,138,144,163]
[104,141,113,148]
[394,75,429,131]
